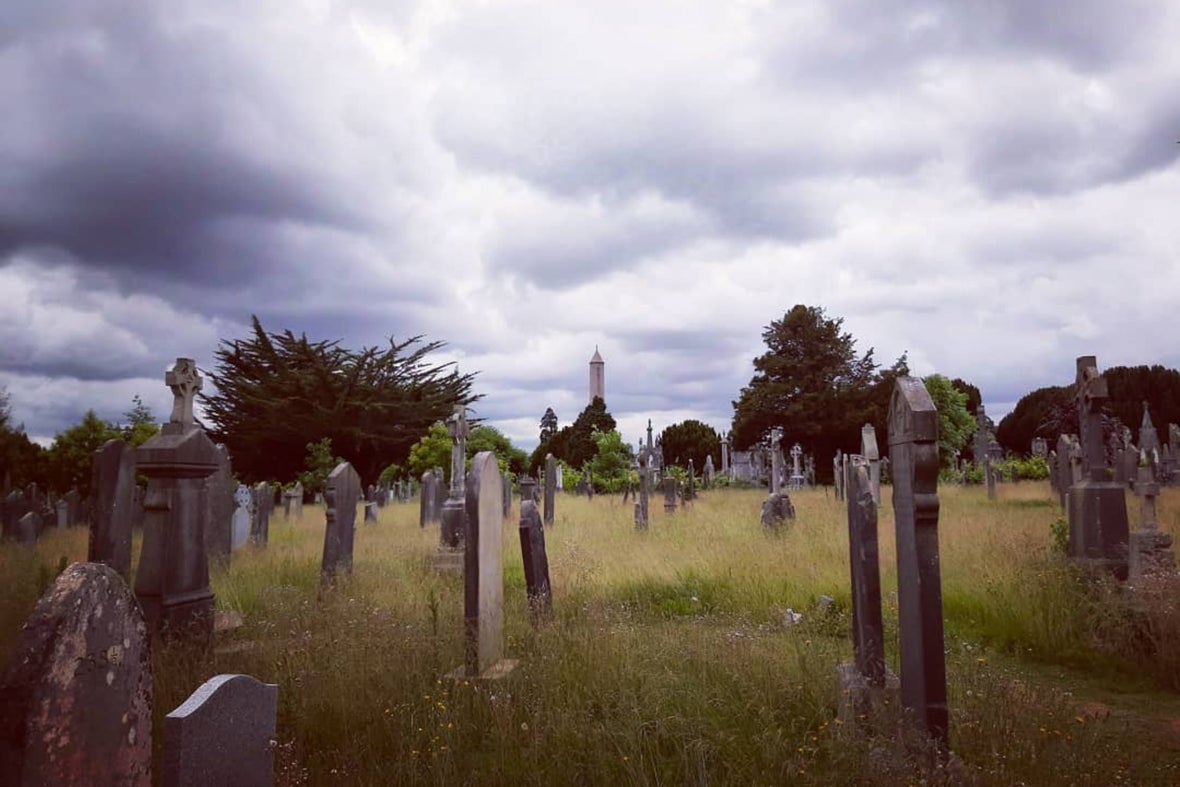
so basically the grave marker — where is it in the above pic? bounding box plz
[518,499,552,622]
[89,438,137,578]
[231,485,251,550]
[861,425,881,505]
[544,453,556,526]
[320,462,361,586]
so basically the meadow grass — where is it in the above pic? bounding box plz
[3,482,1180,785]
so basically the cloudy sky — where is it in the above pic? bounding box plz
[3,0,1179,453]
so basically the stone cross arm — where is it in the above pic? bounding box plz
[166,358,202,430]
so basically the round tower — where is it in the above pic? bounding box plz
[589,347,605,403]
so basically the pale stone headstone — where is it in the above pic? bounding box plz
[861,425,881,505]
[89,438,137,579]
[419,470,436,528]
[0,563,152,786]
[440,407,470,549]
[890,376,948,748]
[768,427,783,494]
[321,462,361,586]
[518,499,552,622]
[1067,356,1129,578]
[231,485,251,550]
[703,454,715,487]
[161,674,278,787]
[56,498,68,528]
[135,358,218,638]
[455,452,517,679]
[788,443,805,490]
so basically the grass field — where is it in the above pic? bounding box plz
[3,482,1180,785]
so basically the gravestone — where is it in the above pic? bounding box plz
[520,475,537,505]
[250,482,271,546]
[162,674,278,787]
[321,462,361,586]
[1067,357,1129,578]
[56,498,68,528]
[1128,463,1174,582]
[89,438,137,579]
[63,489,81,526]
[364,500,378,523]
[440,406,469,550]
[760,491,795,530]
[861,425,881,505]
[768,427,783,494]
[635,447,651,531]
[788,443,805,490]
[662,476,678,513]
[703,454,715,487]
[1031,437,1048,458]
[454,452,517,679]
[889,376,948,748]
[518,499,552,622]
[833,450,844,501]
[204,445,234,566]
[543,453,556,526]
[0,563,152,786]
[985,458,996,500]
[134,358,219,639]
[1055,434,1073,510]
[419,470,437,528]
[685,459,696,502]
[16,511,39,544]
[1139,402,1160,458]
[3,490,28,541]
[501,471,512,518]
[231,485,251,550]
[721,435,730,477]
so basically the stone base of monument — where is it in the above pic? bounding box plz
[432,549,464,574]
[1067,482,1130,580]
[141,591,215,641]
[1128,530,1175,583]
[445,659,520,682]
[835,663,900,736]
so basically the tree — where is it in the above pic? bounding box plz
[44,411,120,496]
[996,385,1071,454]
[0,386,46,490]
[201,315,478,484]
[730,305,907,483]
[538,407,558,444]
[531,396,616,472]
[297,437,344,498]
[659,420,721,472]
[120,394,160,447]
[923,375,974,468]
[950,378,982,415]
[587,429,633,492]
[407,423,452,483]
[467,425,528,476]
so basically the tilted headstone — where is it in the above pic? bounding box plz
[543,453,556,527]
[518,499,552,623]
[162,674,278,787]
[321,462,361,586]
[889,376,948,747]
[135,358,219,638]
[1067,357,1129,578]
[89,438,137,579]
[231,485,252,550]
[204,445,234,566]
[250,482,271,546]
[0,563,152,786]
[456,452,517,679]
[861,424,881,505]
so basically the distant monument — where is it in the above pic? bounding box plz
[589,347,605,403]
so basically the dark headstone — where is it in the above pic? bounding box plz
[162,674,278,787]
[0,563,152,786]
[889,376,948,748]
[760,491,795,530]
[518,499,552,622]
[250,483,271,546]
[846,460,884,686]
[501,470,512,518]
[15,511,39,544]
[543,454,556,526]
[520,475,537,504]
[321,462,361,585]
[3,490,28,541]
[135,358,218,639]
[662,477,678,513]
[63,489,81,526]
[89,438,137,579]
[636,448,651,531]
[204,445,234,566]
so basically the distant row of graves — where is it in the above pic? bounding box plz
[2,354,1174,784]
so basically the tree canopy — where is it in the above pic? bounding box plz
[538,407,558,444]
[529,397,616,473]
[201,316,478,484]
[923,375,975,467]
[0,386,45,491]
[730,305,908,482]
[659,419,721,473]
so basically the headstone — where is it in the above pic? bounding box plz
[16,511,39,544]
[134,358,219,638]
[518,499,552,622]
[204,445,234,566]
[501,470,512,517]
[721,435,730,477]
[162,674,278,787]
[768,427,783,494]
[662,476,678,513]
[455,452,516,679]
[320,462,361,586]
[760,491,795,530]
[543,453,556,527]
[833,450,844,501]
[1055,434,1073,510]
[1067,357,1129,578]
[419,470,436,528]
[1139,402,1160,458]
[364,500,378,523]
[703,454,715,487]
[56,498,68,528]
[889,376,948,748]
[231,485,251,550]
[788,443,805,490]
[0,563,152,786]
[636,447,650,531]
[1031,437,1048,458]
[685,459,696,501]
[440,406,470,550]
[291,481,303,517]
[985,458,996,500]
[89,439,137,579]
[861,425,881,505]
[250,482,271,546]
[1128,464,1175,582]
[3,490,29,541]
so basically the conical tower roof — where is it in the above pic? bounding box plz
[590,346,603,364]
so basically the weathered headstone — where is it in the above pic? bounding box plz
[231,485,251,550]
[454,452,517,679]
[364,500,378,523]
[518,499,552,623]
[204,444,234,566]
[1128,463,1175,582]
[440,406,470,550]
[501,470,512,517]
[1067,357,1129,578]
[89,438,137,578]
[788,443,805,490]
[760,491,795,530]
[889,376,948,748]
[321,462,361,586]
[16,511,39,544]
[985,458,996,500]
[703,454,715,487]
[3,490,29,541]
[135,358,219,638]
[636,447,651,531]
[161,674,278,787]
[721,434,730,478]
[833,450,844,501]
[55,498,68,528]
[662,476,678,513]
[0,563,152,786]
[768,427,783,494]
[543,453,556,527]
[520,475,537,504]
[1031,437,1048,458]
[1139,402,1160,458]
[250,482,271,546]
[419,470,436,528]
[861,424,881,505]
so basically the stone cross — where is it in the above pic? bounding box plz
[1075,356,1109,479]
[165,358,202,434]
[446,405,470,499]
[769,427,783,494]
[889,376,948,748]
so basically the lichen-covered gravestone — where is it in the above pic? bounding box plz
[89,438,137,579]
[320,462,361,585]
[889,376,948,748]
[162,674,278,787]
[0,563,152,786]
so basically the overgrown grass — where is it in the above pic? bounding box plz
[3,483,1180,785]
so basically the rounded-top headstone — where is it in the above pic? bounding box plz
[0,562,152,787]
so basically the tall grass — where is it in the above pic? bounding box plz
[2,483,1179,785]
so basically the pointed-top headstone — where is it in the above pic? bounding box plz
[89,438,137,579]
[320,462,361,585]
[1139,401,1160,456]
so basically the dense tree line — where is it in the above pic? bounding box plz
[528,397,619,474]
[659,420,721,473]
[201,316,478,484]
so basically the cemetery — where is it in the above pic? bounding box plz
[2,355,1180,785]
